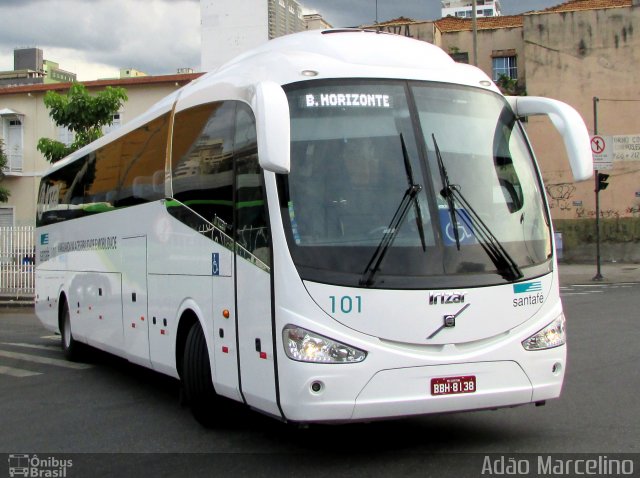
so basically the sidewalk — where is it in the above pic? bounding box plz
[558,262,640,285]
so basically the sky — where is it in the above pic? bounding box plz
[0,0,563,81]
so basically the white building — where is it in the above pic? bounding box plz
[201,0,316,72]
[441,0,502,18]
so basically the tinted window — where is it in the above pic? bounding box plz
[37,113,169,226]
[170,102,236,237]
[235,103,270,268]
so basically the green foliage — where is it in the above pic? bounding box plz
[0,139,10,202]
[496,74,525,96]
[36,138,75,164]
[37,83,128,163]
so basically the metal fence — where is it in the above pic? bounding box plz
[0,226,35,299]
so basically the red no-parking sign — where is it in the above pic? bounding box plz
[590,135,613,170]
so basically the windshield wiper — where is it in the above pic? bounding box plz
[433,133,461,251]
[359,134,423,287]
[431,134,523,281]
[402,134,427,252]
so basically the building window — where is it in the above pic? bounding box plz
[2,117,23,172]
[0,207,14,227]
[102,113,122,136]
[492,56,517,81]
[450,52,469,64]
[57,125,75,146]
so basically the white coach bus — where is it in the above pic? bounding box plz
[35,30,592,425]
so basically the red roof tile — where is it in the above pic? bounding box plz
[536,0,631,13]
[0,72,203,95]
[435,15,524,32]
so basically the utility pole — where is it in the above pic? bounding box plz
[375,0,378,27]
[592,96,604,281]
[472,0,478,66]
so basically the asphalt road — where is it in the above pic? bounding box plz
[1,282,639,477]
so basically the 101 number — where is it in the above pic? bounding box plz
[330,295,362,314]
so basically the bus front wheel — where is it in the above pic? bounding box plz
[183,322,219,427]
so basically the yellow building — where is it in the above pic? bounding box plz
[0,73,201,227]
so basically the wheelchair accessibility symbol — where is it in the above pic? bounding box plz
[212,252,220,276]
[439,209,475,246]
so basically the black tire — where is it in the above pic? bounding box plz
[61,301,82,361]
[183,323,219,427]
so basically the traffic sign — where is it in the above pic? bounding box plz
[612,135,640,161]
[591,135,613,170]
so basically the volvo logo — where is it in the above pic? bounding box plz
[429,291,466,305]
[427,303,471,340]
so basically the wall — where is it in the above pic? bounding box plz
[523,6,640,260]
[438,26,525,84]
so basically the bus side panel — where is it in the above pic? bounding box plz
[78,271,123,356]
[121,235,151,368]
[147,275,213,381]
[34,269,64,334]
[146,210,235,383]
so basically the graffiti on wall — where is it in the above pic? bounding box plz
[545,183,576,211]
[546,182,640,219]
[374,24,415,38]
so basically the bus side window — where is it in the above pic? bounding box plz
[116,114,169,206]
[235,103,270,267]
[170,102,236,238]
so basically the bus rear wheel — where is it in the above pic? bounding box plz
[183,322,219,427]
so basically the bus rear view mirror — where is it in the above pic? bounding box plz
[506,96,592,182]
[254,81,291,174]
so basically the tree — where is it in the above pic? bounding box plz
[37,83,128,163]
[0,139,10,202]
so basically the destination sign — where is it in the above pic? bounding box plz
[302,93,392,108]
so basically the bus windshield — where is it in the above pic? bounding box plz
[279,79,552,289]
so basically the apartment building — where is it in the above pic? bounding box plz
[441,0,503,18]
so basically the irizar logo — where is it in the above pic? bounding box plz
[429,291,466,305]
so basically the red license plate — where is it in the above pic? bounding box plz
[430,375,476,396]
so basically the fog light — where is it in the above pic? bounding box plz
[522,314,566,351]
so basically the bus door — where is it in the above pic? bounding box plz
[233,114,280,416]
[211,248,242,401]
[121,235,151,367]
[235,247,279,416]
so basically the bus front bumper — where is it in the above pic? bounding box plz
[279,354,565,423]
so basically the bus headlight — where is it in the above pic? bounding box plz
[283,325,367,363]
[522,314,566,351]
